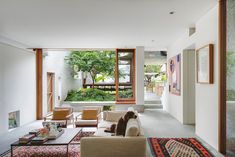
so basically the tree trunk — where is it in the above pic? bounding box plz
[90,72,96,89]
[92,78,95,89]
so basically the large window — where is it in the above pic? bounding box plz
[116,49,136,103]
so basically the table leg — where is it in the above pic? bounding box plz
[11,146,13,157]
[67,145,69,157]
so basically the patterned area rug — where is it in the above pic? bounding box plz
[1,131,94,157]
[148,138,214,157]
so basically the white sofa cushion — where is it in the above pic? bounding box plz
[93,128,113,137]
[125,118,140,137]
[98,120,116,128]
[105,111,126,122]
[75,120,97,125]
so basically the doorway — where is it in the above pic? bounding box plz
[47,72,55,113]
[144,51,167,108]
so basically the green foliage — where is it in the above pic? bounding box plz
[160,74,167,81]
[65,50,116,85]
[103,105,114,111]
[227,90,235,101]
[119,89,133,98]
[65,88,115,101]
[95,75,106,83]
[144,65,161,73]
[227,51,235,76]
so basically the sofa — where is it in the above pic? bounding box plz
[80,109,149,157]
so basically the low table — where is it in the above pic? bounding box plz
[11,128,82,157]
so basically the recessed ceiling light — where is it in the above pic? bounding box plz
[169,11,175,15]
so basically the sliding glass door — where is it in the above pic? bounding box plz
[226,0,235,156]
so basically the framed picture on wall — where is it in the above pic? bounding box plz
[168,54,181,96]
[196,44,214,84]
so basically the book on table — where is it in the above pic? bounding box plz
[19,134,36,144]
[29,129,40,136]
[31,136,48,144]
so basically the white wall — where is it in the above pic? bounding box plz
[0,49,5,135]
[42,51,82,116]
[136,46,145,106]
[195,6,218,150]
[165,5,219,149]
[0,43,36,135]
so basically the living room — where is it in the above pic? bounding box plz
[0,0,233,156]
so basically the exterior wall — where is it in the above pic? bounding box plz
[42,51,82,116]
[165,5,219,150]
[0,42,36,135]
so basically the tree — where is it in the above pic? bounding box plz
[65,50,116,88]
[144,65,161,73]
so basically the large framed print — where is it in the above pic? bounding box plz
[196,44,214,84]
[168,54,181,96]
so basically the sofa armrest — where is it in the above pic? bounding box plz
[75,113,82,121]
[66,113,73,119]
[80,137,147,157]
[97,112,102,123]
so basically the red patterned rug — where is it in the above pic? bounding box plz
[1,131,94,157]
[148,138,214,157]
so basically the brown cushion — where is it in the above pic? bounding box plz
[82,109,98,120]
[52,109,70,120]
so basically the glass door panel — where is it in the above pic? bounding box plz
[226,0,235,156]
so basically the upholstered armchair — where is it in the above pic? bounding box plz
[43,107,74,128]
[75,106,102,128]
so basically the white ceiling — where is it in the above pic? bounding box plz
[0,0,217,50]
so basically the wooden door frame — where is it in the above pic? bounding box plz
[35,49,43,120]
[218,0,226,155]
[115,48,136,104]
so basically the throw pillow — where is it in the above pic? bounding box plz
[125,119,140,137]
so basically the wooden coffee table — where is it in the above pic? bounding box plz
[11,128,82,157]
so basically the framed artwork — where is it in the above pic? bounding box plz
[168,54,181,96]
[196,44,213,84]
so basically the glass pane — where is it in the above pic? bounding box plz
[118,51,134,99]
[226,0,235,156]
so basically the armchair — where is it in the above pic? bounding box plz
[43,107,74,128]
[75,106,102,128]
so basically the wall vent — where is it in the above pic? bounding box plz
[189,27,196,37]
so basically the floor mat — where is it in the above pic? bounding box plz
[1,131,95,157]
[148,138,214,157]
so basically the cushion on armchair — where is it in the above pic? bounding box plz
[52,109,70,120]
[82,109,98,120]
